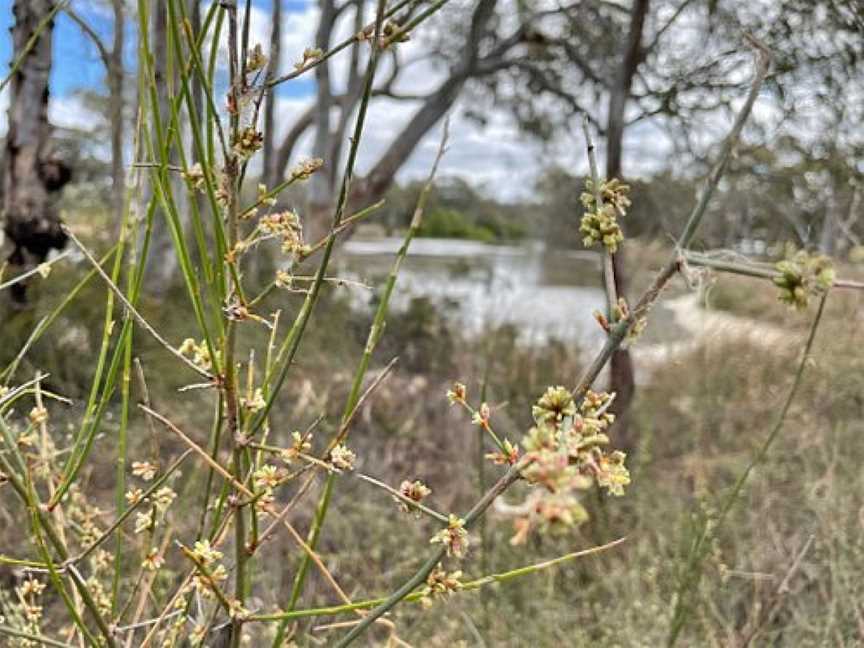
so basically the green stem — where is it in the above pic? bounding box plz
[272,102,448,648]
[250,537,626,623]
[333,460,527,646]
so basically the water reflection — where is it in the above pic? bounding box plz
[338,238,607,347]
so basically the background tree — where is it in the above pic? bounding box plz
[64,0,127,224]
[267,0,558,238]
[2,0,69,303]
[261,0,282,189]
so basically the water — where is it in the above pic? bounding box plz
[337,237,608,348]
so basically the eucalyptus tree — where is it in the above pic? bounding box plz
[2,0,69,304]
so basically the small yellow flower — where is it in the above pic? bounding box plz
[253,464,281,490]
[246,43,267,72]
[191,539,223,566]
[134,512,153,535]
[125,487,144,506]
[395,480,431,515]
[17,578,45,598]
[131,461,158,481]
[29,406,48,426]
[153,486,177,513]
[329,444,356,472]
[446,382,466,404]
[430,515,469,558]
[142,548,164,571]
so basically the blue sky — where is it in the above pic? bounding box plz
[0,1,314,100]
[0,1,670,198]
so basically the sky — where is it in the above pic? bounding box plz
[0,0,673,200]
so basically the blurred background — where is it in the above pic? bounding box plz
[1,1,864,645]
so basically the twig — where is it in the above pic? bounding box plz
[139,405,360,620]
[266,0,415,88]
[573,40,771,400]
[356,473,450,523]
[0,251,71,292]
[738,534,815,647]
[582,115,618,311]
[683,251,864,290]
[62,226,214,381]
[0,625,75,648]
[275,120,449,645]
[333,458,531,646]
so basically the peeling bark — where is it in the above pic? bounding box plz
[2,0,69,302]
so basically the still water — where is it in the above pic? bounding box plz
[337,237,608,348]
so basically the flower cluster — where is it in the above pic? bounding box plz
[178,338,214,371]
[232,126,263,159]
[420,564,463,606]
[580,178,631,253]
[253,464,282,491]
[773,248,834,309]
[510,491,589,546]
[126,460,177,540]
[485,438,520,465]
[131,460,158,481]
[28,405,47,426]
[511,386,630,543]
[329,444,356,472]
[183,162,206,192]
[430,514,469,558]
[446,381,467,405]
[582,178,631,216]
[189,540,228,599]
[394,479,431,516]
[294,47,323,71]
[258,210,310,258]
[280,431,312,464]
[289,157,324,181]
[15,577,46,632]
[246,43,267,72]
[142,547,164,571]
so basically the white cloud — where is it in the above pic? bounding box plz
[49,94,102,133]
[0,0,683,201]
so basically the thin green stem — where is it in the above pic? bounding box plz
[249,537,626,623]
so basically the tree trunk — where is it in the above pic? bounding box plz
[3,0,69,304]
[604,0,650,453]
[261,0,282,189]
[146,0,180,292]
[109,0,125,225]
